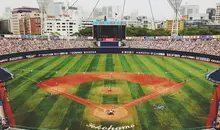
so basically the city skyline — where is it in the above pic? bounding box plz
[0,0,219,20]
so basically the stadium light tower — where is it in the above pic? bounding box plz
[167,0,182,36]
[37,0,53,35]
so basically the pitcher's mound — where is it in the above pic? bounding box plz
[92,105,129,121]
[100,87,121,95]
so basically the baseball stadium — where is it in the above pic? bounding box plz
[0,46,220,130]
[0,0,220,130]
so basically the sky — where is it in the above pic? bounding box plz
[0,0,219,20]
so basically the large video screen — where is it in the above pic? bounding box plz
[93,25,126,39]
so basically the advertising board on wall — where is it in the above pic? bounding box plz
[0,48,219,64]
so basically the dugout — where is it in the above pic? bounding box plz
[207,68,220,84]
[0,68,13,83]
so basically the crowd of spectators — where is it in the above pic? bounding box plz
[0,39,95,55]
[0,38,220,56]
[125,39,220,56]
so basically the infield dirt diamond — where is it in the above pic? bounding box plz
[36,72,184,121]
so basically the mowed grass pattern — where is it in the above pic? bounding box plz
[1,54,219,130]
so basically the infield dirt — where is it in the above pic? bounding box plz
[36,72,184,121]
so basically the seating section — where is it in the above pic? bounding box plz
[0,39,219,56]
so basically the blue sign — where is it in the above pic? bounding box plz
[200,35,213,39]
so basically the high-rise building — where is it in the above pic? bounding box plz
[54,2,64,16]
[0,20,11,34]
[206,8,216,22]
[2,7,12,20]
[92,5,121,20]
[179,4,210,20]
[179,5,200,20]
[46,0,55,16]
[0,7,12,34]
[179,5,199,16]
[44,15,78,38]
[11,7,41,35]
[216,3,220,24]
[122,15,148,28]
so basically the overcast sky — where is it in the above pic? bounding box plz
[0,0,219,20]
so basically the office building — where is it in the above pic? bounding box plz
[179,4,208,20]
[123,15,148,28]
[92,5,121,20]
[179,5,199,17]
[11,7,41,35]
[44,15,78,38]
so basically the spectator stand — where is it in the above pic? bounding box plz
[0,68,14,129]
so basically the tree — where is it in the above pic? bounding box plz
[179,27,220,36]
[73,27,92,36]
[73,26,220,37]
[72,32,81,36]
[51,32,61,36]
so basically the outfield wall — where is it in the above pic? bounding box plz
[0,48,219,64]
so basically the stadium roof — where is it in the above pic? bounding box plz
[0,68,13,83]
[207,68,220,84]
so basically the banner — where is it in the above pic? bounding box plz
[156,36,168,40]
[0,48,219,64]
[144,36,155,40]
[131,37,143,40]
[183,36,190,39]
[213,35,220,39]
[200,35,213,39]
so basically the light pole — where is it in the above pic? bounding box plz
[167,0,182,36]
[37,0,52,35]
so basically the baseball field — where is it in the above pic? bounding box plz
[1,54,219,130]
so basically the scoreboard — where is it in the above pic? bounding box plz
[93,21,127,44]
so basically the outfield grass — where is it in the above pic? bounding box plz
[1,54,219,130]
